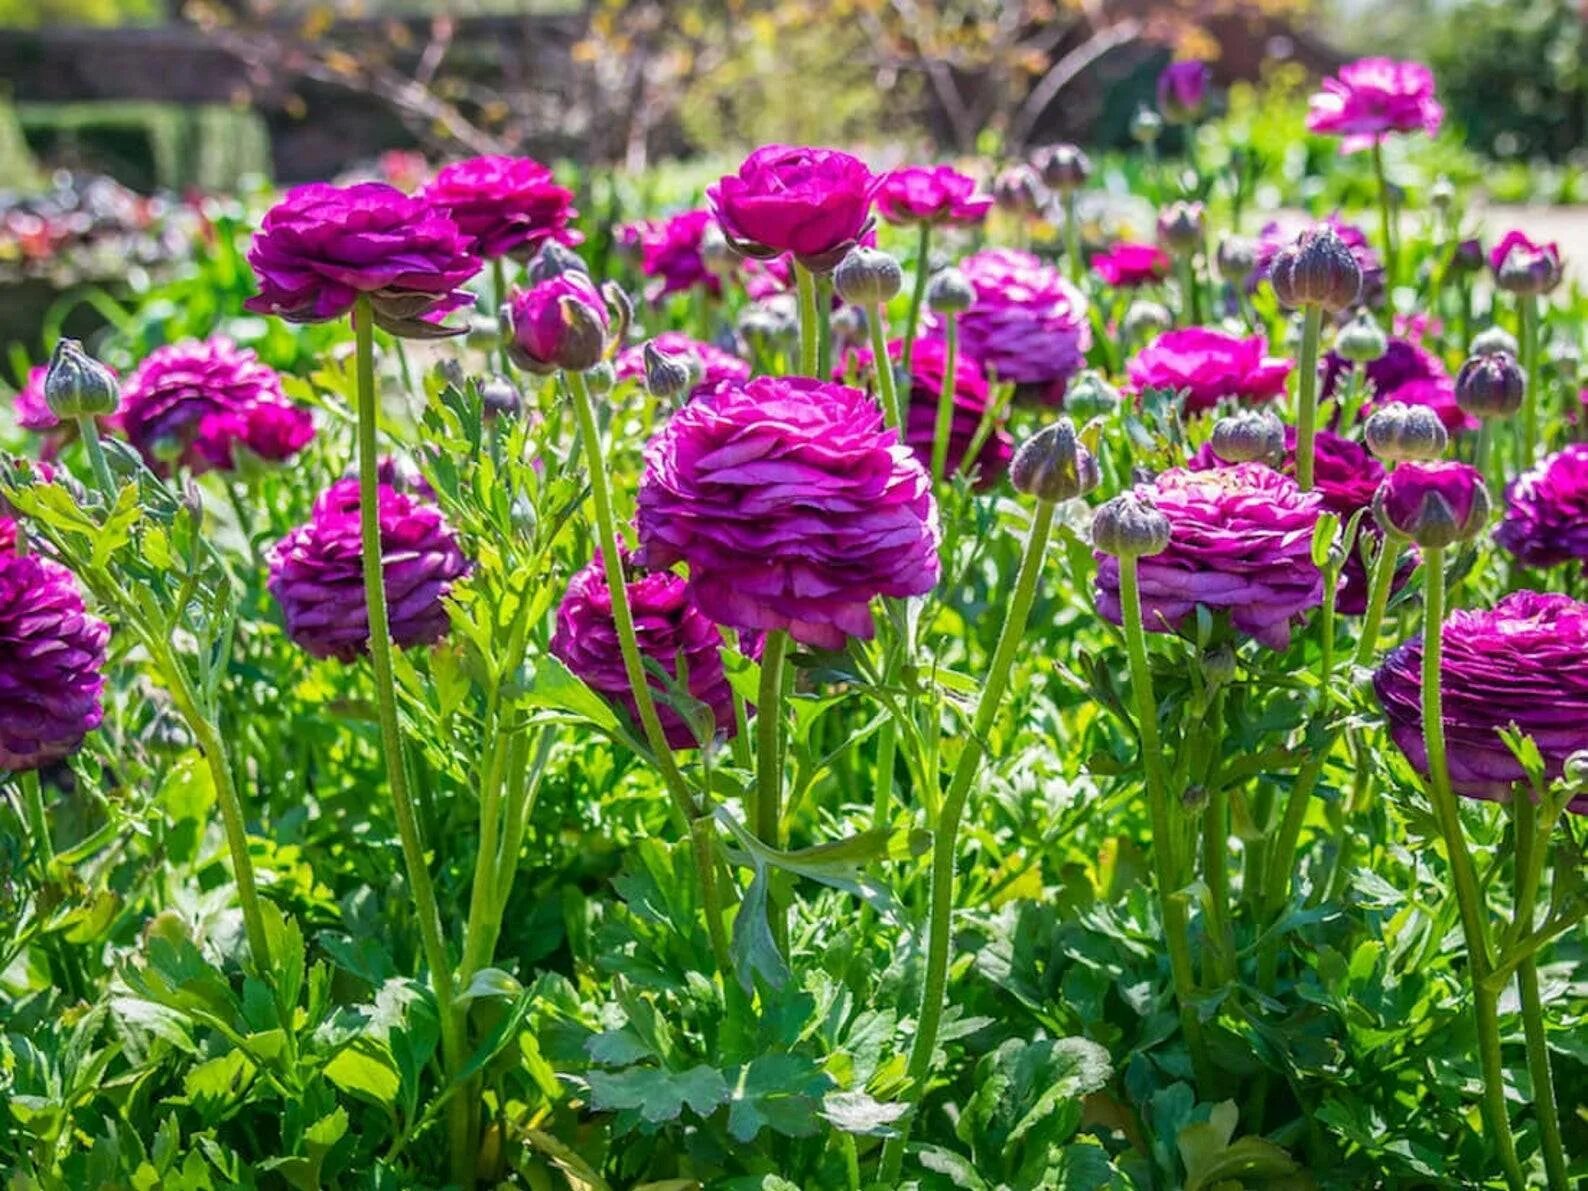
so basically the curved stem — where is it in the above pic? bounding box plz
[1295,304,1324,491]
[75,416,115,497]
[900,222,932,375]
[1519,294,1540,469]
[1512,794,1569,1189]
[866,301,903,432]
[353,296,467,1181]
[795,262,820,378]
[1353,532,1404,668]
[930,319,958,484]
[1420,547,1526,1191]
[878,499,1056,1183]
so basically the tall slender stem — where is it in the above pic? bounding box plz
[1519,295,1540,468]
[795,262,820,378]
[1353,531,1403,667]
[75,416,115,497]
[1295,304,1324,491]
[878,499,1057,1183]
[930,318,958,484]
[900,222,932,375]
[866,301,903,432]
[1512,794,1569,1189]
[352,296,468,1180]
[491,256,511,375]
[1419,547,1526,1191]
[1371,139,1397,293]
[22,770,52,866]
[1062,191,1084,286]
[755,628,791,955]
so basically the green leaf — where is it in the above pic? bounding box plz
[586,1064,730,1125]
[458,967,523,1004]
[725,1053,833,1142]
[322,1046,400,1112]
[820,1090,907,1138]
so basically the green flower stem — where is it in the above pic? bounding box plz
[930,318,958,484]
[795,262,821,378]
[1519,294,1540,468]
[75,416,115,497]
[866,300,903,432]
[900,222,932,375]
[22,769,51,867]
[352,297,469,1182]
[1062,191,1084,287]
[1201,785,1233,984]
[724,629,754,772]
[1371,139,1397,292]
[871,718,897,830]
[816,277,835,380]
[1295,304,1324,491]
[1353,531,1404,668]
[1419,547,1526,1191]
[1177,254,1201,327]
[755,627,791,954]
[492,257,510,374]
[1118,552,1211,1081]
[1512,794,1569,1190]
[1475,418,1496,491]
[878,498,1057,1183]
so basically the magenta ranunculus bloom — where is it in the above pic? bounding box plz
[118,337,313,474]
[1091,242,1170,288]
[614,331,751,400]
[1255,216,1384,305]
[621,208,720,301]
[12,365,57,431]
[1157,60,1211,123]
[1128,327,1291,416]
[0,553,109,772]
[1323,335,1473,433]
[636,376,940,649]
[1375,460,1487,542]
[1374,590,1588,810]
[552,551,743,750]
[504,272,610,374]
[874,165,992,227]
[708,144,879,270]
[1496,444,1588,570]
[268,476,469,663]
[841,336,1013,487]
[1306,57,1443,153]
[245,182,481,335]
[421,155,581,261]
[1488,229,1564,293]
[1094,464,1326,649]
[929,248,1090,405]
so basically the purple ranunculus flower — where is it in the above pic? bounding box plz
[1496,444,1588,570]
[636,376,940,649]
[1128,327,1292,416]
[12,365,56,431]
[1323,334,1473,433]
[1157,60,1211,123]
[0,554,109,772]
[245,182,481,335]
[1374,460,1488,544]
[1094,463,1327,648]
[1091,242,1171,288]
[552,551,744,750]
[1374,590,1588,810]
[503,272,610,374]
[614,331,751,400]
[841,336,1012,488]
[267,476,469,663]
[622,208,720,301]
[874,165,992,227]
[421,154,581,261]
[930,248,1090,406]
[708,144,879,271]
[1306,57,1444,153]
[117,337,313,474]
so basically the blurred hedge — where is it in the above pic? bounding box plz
[17,102,270,192]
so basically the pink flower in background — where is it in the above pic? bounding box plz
[709,144,878,269]
[622,208,719,299]
[1157,60,1211,123]
[1128,328,1291,416]
[1092,242,1170,288]
[874,165,992,227]
[1306,58,1443,152]
[11,365,57,430]
[1496,445,1588,570]
[1323,335,1473,433]
[422,155,581,261]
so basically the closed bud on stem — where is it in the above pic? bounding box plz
[1563,749,1588,792]
[1210,408,1285,464]
[1065,370,1122,421]
[1363,401,1448,464]
[1156,201,1204,256]
[1429,176,1455,212]
[1122,299,1172,342]
[584,361,616,397]
[700,221,737,278]
[1455,351,1525,419]
[527,241,589,282]
[554,295,610,373]
[834,246,903,307]
[1335,308,1387,363]
[1269,224,1362,312]
[480,374,523,419]
[1214,235,1257,285]
[1091,491,1171,557]
[925,267,975,315]
[1200,645,1237,687]
[830,304,868,348]
[1372,460,1488,548]
[1471,325,1518,357]
[1130,106,1164,145]
[738,305,794,349]
[1010,417,1099,503]
[643,339,697,403]
[45,338,119,419]
[993,164,1043,216]
[1035,143,1091,193]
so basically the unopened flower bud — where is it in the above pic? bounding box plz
[1200,645,1237,687]
[1563,749,1588,790]
[553,295,609,373]
[1065,371,1122,421]
[643,339,696,403]
[584,361,616,398]
[1091,491,1171,558]
[1495,239,1563,296]
[1335,308,1387,364]
[45,338,119,419]
[526,241,589,282]
[830,305,867,349]
[1130,106,1164,145]
[1010,418,1099,503]
[1122,299,1172,342]
[1471,325,1518,357]
[1364,401,1449,464]
[1429,176,1455,212]
[1269,225,1362,312]
[480,374,522,419]
[1156,201,1204,256]
[738,305,794,349]
[1215,235,1256,285]
[1373,461,1489,548]
[926,267,975,315]
[1453,351,1524,420]
[1210,408,1285,464]
[834,246,903,307]
[700,221,737,278]
[1035,143,1090,194]
[993,164,1043,216]
[466,313,501,352]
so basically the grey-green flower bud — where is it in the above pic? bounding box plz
[480,374,523,419]
[834,246,903,307]
[1210,408,1285,464]
[527,241,588,282]
[1156,201,1204,256]
[1268,224,1362,312]
[993,164,1043,216]
[643,339,696,403]
[584,361,616,397]
[1335,308,1387,364]
[1130,106,1164,145]
[1010,418,1099,503]
[1091,491,1171,557]
[1065,370,1122,421]
[1122,299,1173,343]
[1363,401,1448,464]
[926,267,975,315]
[1215,235,1257,285]
[45,338,120,419]
[1470,325,1518,357]
[1035,143,1091,194]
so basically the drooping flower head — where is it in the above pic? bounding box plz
[636,377,940,649]
[267,477,469,662]
[1091,242,1170,288]
[0,554,109,772]
[552,552,744,750]
[614,331,751,400]
[1093,464,1327,649]
[1496,445,1588,571]
[840,336,1013,487]
[421,155,581,261]
[245,182,481,335]
[929,248,1090,405]
[1306,58,1444,153]
[708,145,878,271]
[620,208,721,301]
[874,165,992,227]
[1323,334,1473,433]
[118,338,313,474]
[1128,327,1292,416]
[1157,60,1211,124]
[1374,590,1588,810]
